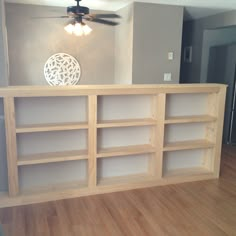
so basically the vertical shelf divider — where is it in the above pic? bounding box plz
[88,95,97,188]
[3,97,19,197]
[149,93,166,178]
[205,87,227,176]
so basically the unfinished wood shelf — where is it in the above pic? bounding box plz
[17,150,88,166]
[165,115,216,124]
[97,144,155,158]
[163,167,213,178]
[21,180,88,198]
[16,122,88,133]
[163,140,215,152]
[0,84,227,207]
[97,118,156,128]
[97,173,153,187]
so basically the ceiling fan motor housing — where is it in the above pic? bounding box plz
[67,6,90,15]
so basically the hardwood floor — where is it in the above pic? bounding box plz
[0,145,236,236]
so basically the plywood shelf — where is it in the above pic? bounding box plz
[165,115,216,124]
[97,144,156,158]
[97,118,156,128]
[17,150,88,166]
[163,167,213,178]
[21,180,88,195]
[97,173,153,187]
[163,140,215,152]
[16,122,88,133]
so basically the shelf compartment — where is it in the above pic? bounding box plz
[97,173,153,187]
[165,115,216,124]
[16,122,88,133]
[97,144,156,158]
[163,167,213,178]
[18,150,88,166]
[163,140,214,151]
[97,118,156,128]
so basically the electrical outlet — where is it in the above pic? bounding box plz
[164,73,172,82]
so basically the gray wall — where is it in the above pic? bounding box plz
[207,44,236,143]
[181,10,236,83]
[132,3,183,84]
[0,0,8,86]
[6,3,115,85]
[201,28,236,83]
[114,4,133,84]
[0,0,8,191]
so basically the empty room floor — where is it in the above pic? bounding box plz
[0,145,236,236]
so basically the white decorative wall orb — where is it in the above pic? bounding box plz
[44,53,81,86]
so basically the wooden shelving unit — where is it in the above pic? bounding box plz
[0,84,227,207]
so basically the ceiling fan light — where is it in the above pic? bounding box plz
[83,24,92,35]
[64,23,74,34]
[74,22,84,36]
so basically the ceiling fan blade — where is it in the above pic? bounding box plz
[85,18,119,26]
[88,14,121,19]
[32,16,70,19]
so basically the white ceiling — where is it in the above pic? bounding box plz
[5,0,236,20]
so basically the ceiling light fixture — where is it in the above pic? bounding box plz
[64,20,92,36]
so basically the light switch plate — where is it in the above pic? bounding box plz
[164,73,172,82]
[168,52,174,60]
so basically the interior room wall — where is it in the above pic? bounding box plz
[201,28,236,83]
[132,2,183,84]
[207,44,236,143]
[0,0,8,191]
[5,3,115,85]
[114,4,133,84]
[0,0,8,86]
[181,10,236,83]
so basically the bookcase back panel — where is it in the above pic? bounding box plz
[165,123,206,143]
[97,127,151,148]
[17,130,87,155]
[166,94,208,117]
[163,149,204,171]
[97,95,152,121]
[15,97,87,125]
[97,154,149,178]
[19,160,87,190]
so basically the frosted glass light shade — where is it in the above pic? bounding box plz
[64,24,74,34]
[74,23,84,36]
[83,24,92,35]
[64,22,92,36]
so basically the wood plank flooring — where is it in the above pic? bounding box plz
[0,145,236,236]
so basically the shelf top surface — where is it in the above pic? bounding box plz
[0,84,227,97]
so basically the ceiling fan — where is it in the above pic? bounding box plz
[36,0,121,36]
